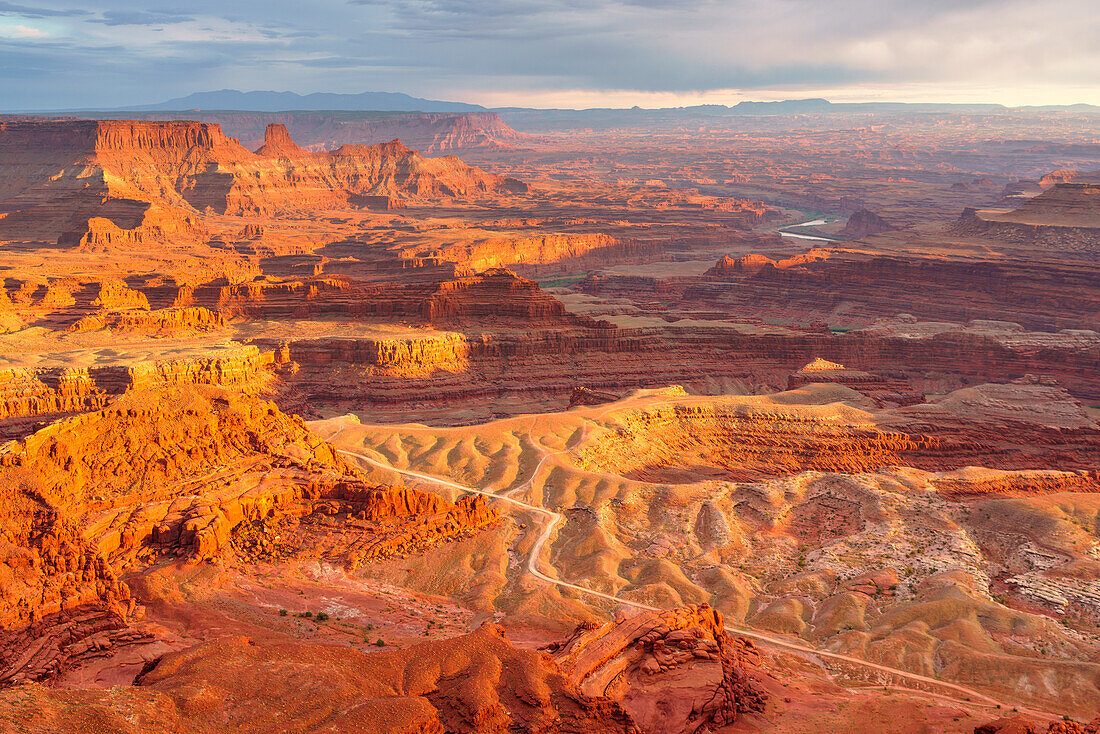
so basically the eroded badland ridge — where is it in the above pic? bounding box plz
[0,108,1098,732]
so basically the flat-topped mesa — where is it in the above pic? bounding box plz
[422,268,597,325]
[955,183,1100,256]
[333,137,411,158]
[1003,183,1100,227]
[706,249,832,276]
[0,345,269,424]
[578,382,1100,483]
[690,250,1100,331]
[0,119,250,242]
[0,119,246,167]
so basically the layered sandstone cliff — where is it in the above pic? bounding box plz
[954,183,1100,258]
[0,345,269,423]
[91,110,530,154]
[682,250,1100,331]
[577,381,1100,483]
[0,120,526,244]
[787,357,924,407]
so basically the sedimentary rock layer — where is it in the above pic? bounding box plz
[0,120,525,244]
[0,387,498,685]
[74,110,529,154]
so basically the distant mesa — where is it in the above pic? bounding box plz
[706,249,832,276]
[955,182,1100,256]
[52,107,531,155]
[839,208,895,239]
[1038,168,1100,188]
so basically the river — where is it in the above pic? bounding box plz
[777,217,839,242]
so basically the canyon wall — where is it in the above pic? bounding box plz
[0,120,526,244]
[63,110,530,154]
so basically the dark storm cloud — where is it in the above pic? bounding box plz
[0,0,1097,109]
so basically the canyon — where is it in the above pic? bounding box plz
[0,106,1098,732]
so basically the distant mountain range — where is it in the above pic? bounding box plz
[14,91,1098,124]
[103,89,486,113]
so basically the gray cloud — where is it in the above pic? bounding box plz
[0,1,86,16]
[0,0,1097,109]
[90,9,194,25]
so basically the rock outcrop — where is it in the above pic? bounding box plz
[0,345,269,423]
[975,716,1100,734]
[0,120,526,245]
[548,605,766,732]
[0,624,640,734]
[787,357,924,406]
[954,183,1100,258]
[686,250,1100,331]
[65,306,224,334]
[838,208,895,239]
[0,387,499,685]
[0,606,762,734]
[569,386,622,409]
[0,471,133,686]
[94,110,531,154]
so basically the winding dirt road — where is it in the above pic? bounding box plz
[332,436,1058,718]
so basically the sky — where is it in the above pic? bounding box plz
[2,0,1100,110]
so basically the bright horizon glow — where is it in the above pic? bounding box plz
[451,84,1100,110]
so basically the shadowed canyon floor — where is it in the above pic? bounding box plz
[0,110,1098,731]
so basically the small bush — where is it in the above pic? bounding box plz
[315,612,330,622]
[278,609,288,617]
[375,639,385,647]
